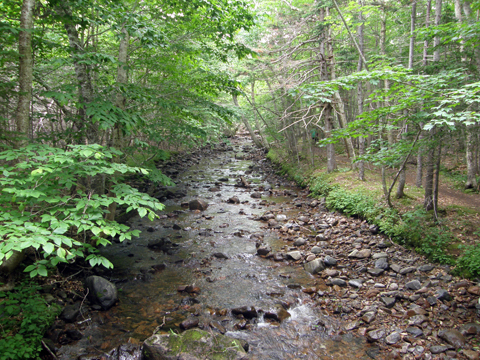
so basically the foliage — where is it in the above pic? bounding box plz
[457,244,480,278]
[0,281,60,360]
[0,144,165,276]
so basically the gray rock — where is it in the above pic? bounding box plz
[256,246,271,256]
[438,329,466,349]
[367,329,385,342]
[406,326,423,337]
[227,196,240,204]
[276,214,287,221]
[355,249,371,259]
[323,255,337,266]
[189,199,209,211]
[408,315,427,326]
[293,237,306,246]
[85,275,118,310]
[375,258,389,270]
[412,346,424,357]
[311,246,322,254]
[304,259,325,275]
[367,268,384,277]
[286,251,302,261]
[406,280,422,291]
[427,296,437,306]
[264,304,291,322]
[385,332,401,345]
[60,302,81,322]
[430,345,449,354]
[399,266,417,275]
[349,279,363,288]
[381,297,396,308]
[348,249,359,258]
[143,329,247,360]
[436,289,452,301]
[390,264,401,273]
[213,252,229,259]
[372,253,388,259]
[362,311,376,323]
[330,278,347,287]
[418,264,434,272]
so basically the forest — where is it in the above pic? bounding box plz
[1,0,480,358]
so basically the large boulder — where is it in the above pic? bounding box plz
[189,199,209,211]
[85,275,118,310]
[142,329,248,360]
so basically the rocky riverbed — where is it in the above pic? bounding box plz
[39,135,480,360]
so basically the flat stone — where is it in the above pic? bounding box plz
[375,258,389,270]
[406,326,423,337]
[385,331,401,345]
[349,279,363,288]
[348,249,359,258]
[330,278,347,287]
[367,268,384,277]
[438,329,466,349]
[293,237,306,246]
[381,297,396,308]
[467,286,480,295]
[304,259,325,275]
[408,315,427,326]
[324,269,339,277]
[430,345,449,354]
[372,252,388,259]
[399,266,417,275]
[355,249,371,259]
[286,251,302,261]
[406,280,422,291]
[418,264,434,272]
[390,264,401,273]
[345,320,359,331]
[463,350,480,360]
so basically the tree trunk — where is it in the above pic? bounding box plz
[233,94,262,148]
[424,135,435,211]
[357,0,365,180]
[465,125,478,189]
[423,0,432,67]
[325,105,337,173]
[15,0,35,147]
[433,0,442,62]
[251,80,269,149]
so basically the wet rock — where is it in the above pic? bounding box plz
[438,329,466,349]
[107,343,142,360]
[273,252,284,261]
[172,224,182,230]
[227,196,240,204]
[298,216,309,223]
[406,326,423,337]
[405,280,422,291]
[264,304,291,322]
[293,237,306,246]
[180,318,199,330]
[257,246,271,256]
[385,332,401,345]
[323,255,337,266]
[213,252,229,259]
[231,306,258,319]
[60,302,81,323]
[367,329,385,342]
[286,251,302,261]
[251,192,262,199]
[143,329,247,360]
[209,321,226,334]
[381,297,396,308]
[189,198,210,211]
[304,259,325,275]
[276,214,287,222]
[85,276,118,310]
[268,219,278,227]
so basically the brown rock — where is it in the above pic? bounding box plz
[467,286,480,295]
[180,318,199,330]
[438,329,466,349]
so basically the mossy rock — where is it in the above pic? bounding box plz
[143,329,248,360]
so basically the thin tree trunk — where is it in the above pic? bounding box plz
[251,80,269,149]
[465,126,478,189]
[15,0,35,147]
[433,144,442,221]
[423,0,432,67]
[433,0,442,62]
[424,134,435,211]
[357,0,365,180]
[325,105,337,173]
[233,94,262,148]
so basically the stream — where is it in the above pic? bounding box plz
[57,135,374,359]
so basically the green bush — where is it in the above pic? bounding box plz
[0,144,165,276]
[457,244,480,278]
[0,282,60,360]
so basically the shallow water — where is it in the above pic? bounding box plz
[58,138,374,359]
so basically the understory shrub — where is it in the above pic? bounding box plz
[0,281,60,360]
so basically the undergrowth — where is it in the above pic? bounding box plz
[0,281,60,360]
[267,148,480,277]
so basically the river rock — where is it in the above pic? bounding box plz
[385,332,401,345]
[418,264,434,272]
[330,278,347,287]
[257,246,271,256]
[264,304,291,322]
[430,345,449,354]
[367,329,385,342]
[276,214,287,222]
[231,306,258,319]
[60,302,81,323]
[311,246,322,254]
[406,326,423,337]
[381,297,396,308]
[85,276,118,310]
[349,279,363,288]
[399,266,417,275]
[180,318,199,330]
[251,192,262,199]
[406,280,422,290]
[189,199,209,211]
[367,268,384,277]
[143,329,247,360]
[227,196,240,204]
[362,312,376,323]
[438,329,466,349]
[286,251,302,261]
[436,289,452,301]
[355,249,371,259]
[304,259,325,274]
[268,219,278,227]
[323,255,337,266]
[374,258,389,270]
[293,237,306,246]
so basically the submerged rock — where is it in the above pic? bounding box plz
[143,329,247,360]
[189,199,209,211]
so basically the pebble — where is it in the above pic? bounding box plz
[348,279,363,288]
[381,297,396,308]
[399,266,417,275]
[385,331,401,345]
[406,326,423,337]
[323,255,337,266]
[330,278,347,287]
[405,280,422,290]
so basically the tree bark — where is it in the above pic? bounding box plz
[325,105,337,173]
[423,0,432,67]
[465,126,478,189]
[15,0,35,147]
[433,0,442,62]
[424,134,435,211]
[233,93,262,148]
[357,0,365,180]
